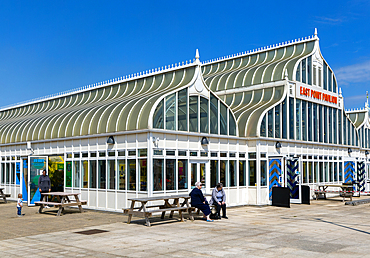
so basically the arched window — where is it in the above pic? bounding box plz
[152,90,237,136]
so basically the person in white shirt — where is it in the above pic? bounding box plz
[17,193,23,217]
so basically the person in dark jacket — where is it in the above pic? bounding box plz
[190,182,213,222]
[38,170,51,202]
[209,183,228,219]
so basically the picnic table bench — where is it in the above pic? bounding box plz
[123,194,196,227]
[34,192,87,216]
[314,184,353,202]
[0,188,11,203]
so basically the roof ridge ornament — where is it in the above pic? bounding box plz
[195,49,201,65]
[284,69,289,80]
[314,28,318,38]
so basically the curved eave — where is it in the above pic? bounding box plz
[0,66,197,144]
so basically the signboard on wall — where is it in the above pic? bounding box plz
[296,83,339,108]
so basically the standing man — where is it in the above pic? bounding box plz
[38,170,51,206]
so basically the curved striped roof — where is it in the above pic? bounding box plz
[347,109,368,128]
[0,65,196,144]
[202,38,316,91]
[218,85,286,137]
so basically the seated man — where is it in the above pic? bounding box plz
[190,182,213,222]
[209,183,228,219]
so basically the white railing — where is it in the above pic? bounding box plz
[201,34,317,65]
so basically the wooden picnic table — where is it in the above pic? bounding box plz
[123,194,196,227]
[34,192,87,216]
[0,188,11,203]
[314,184,353,202]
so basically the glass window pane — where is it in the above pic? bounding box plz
[239,160,246,186]
[220,103,228,135]
[308,162,313,183]
[153,99,164,129]
[275,105,280,138]
[210,94,218,134]
[308,102,312,141]
[200,163,206,186]
[178,160,188,189]
[260,160,267,186]
[333,109,337,144]
[260,114,266,137]
[139,159,147,191]
[153,159,163,191]
[118,159,126,190]
[166,159,175,190]
[324,107,328,143]
[200,97,209,133]
[296,99,301,140]
[73,161,80,188]
[319,105,323,142]
[189,96,198,132]
[220,160,227,186]
[249,160,256,186]
[98,160,106,189]
[307,56,312,85]
[328,69,332,92]
[229,160,236,187]
[282,98,287,139]
[108,160,116,190]
[66,161,72,187]
[323,63,327,90]
[139,149,147,157]
[302,100,306,141]
[268,109,273,137]
[128,159,136,190]
[82,160,88,188]
[313,103,318,142]
[211,160,218,188]
[178,88,187,131]
[165,93,176,130]
[302,59,306,84]
[303,162,307,183]
[89,160,96,188]
[289,97,294,139]
[296,63,300,82]
[191,163,197,187]
[229,110,236,136]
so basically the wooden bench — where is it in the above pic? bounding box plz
[35,192,86,216]
[314,184,353,202]
[0,188,10,203]
[124,195,195,226]
[35,200,87,208]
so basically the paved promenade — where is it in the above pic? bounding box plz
[1,196,370,257]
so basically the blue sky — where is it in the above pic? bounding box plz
[0,1,369,109]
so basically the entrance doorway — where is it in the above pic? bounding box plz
[190,161,208,189]
[28,156,48,205]
[22,155,64,206]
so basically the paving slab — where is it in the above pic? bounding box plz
[1,196,370,257]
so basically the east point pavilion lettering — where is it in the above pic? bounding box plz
[300,86,337,104]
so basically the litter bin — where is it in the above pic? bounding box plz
[272,187,290,208]
[301,185,310,205]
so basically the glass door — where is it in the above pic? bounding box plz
[268,158,283,201]
[190,162,208,189]
[28,156,48,205]
[285,158,301,203]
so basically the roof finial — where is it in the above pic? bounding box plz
[195,49,201,65]
[284,69,289,80]
[339,87,342,96]
[314,28,318,37]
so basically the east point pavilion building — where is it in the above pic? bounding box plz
[1,29,370,210]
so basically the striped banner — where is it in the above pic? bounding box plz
[287,159,299,199]
[269,159,282,200]
[357,162,365,192]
